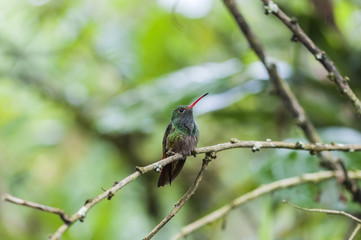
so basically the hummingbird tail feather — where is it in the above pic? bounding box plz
[157,159,186,187]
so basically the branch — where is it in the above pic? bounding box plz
[49,153,184,240]
[261,0,361,118]
[222,0,320,143]
[283,200,361,240]
[221,0,361,203]
[2,193,71,224]
[2,139,361,239]
[172,170,361,240]
[144,154,214,240]
[283,200,361,224]
[196,139,361,153]
[349,224,361,240]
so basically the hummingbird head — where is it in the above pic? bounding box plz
[171,105,192,122]
[171,93,208,134]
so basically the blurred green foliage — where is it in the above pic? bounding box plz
[0,0,361,239]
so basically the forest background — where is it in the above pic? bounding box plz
[1,0,361,239]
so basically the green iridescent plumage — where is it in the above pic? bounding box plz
[158,94,208,187]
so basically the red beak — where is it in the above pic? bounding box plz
[187,93,208,110]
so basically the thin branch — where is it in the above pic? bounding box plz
[349,224,361,240]
[49,153,184,240]
[172,170,361,240]
[144,154,214,240]
[261,0,361,118]
[283,200,361,224]
[221,0,321,144]
[221,0,361,203]
[284,200,361,240]
[2,139,361,239]
[2,193,71,224]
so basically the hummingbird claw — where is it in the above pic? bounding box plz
[191,150,197,157]
[166,150,176,156]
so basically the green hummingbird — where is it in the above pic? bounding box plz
[158,93,208,187]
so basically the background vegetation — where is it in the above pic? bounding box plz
[0,0,361,239]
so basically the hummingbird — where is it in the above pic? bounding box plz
[158,93,208,187]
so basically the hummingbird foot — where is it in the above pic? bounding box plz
[191,150,197,158]
[166,149,176,156]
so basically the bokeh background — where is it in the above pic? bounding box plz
[1,0,361,239]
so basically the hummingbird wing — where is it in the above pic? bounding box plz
[162,122,174,158]
[158,123,174,187]
[158,123,200,187]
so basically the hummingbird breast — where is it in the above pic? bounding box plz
[166,128,199,156]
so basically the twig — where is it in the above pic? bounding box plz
[2,139,361,239]
[144,154,214,240]
[349,224,361,240]
[2,193,71,224]
[172,170,361,240]
[221,0,320,143]
[49,153,184,240]
[283,200,361,240]
[221,0,361,203]
[283,200,361,224]
[261,0,361,118]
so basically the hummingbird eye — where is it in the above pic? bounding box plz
[178,108,185,113]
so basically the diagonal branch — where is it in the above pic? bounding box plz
[221,0,320,143]
[49,153,184,240]
[283,200,361,240]
[2,193,71,224]
[221,0,361,203]
[144,154,214,240]
[261,0,361,118]
[172,170,361,240]
[283,200,361,224]
[349,224,361,240]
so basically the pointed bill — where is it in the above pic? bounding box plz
[187,93,208,110]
